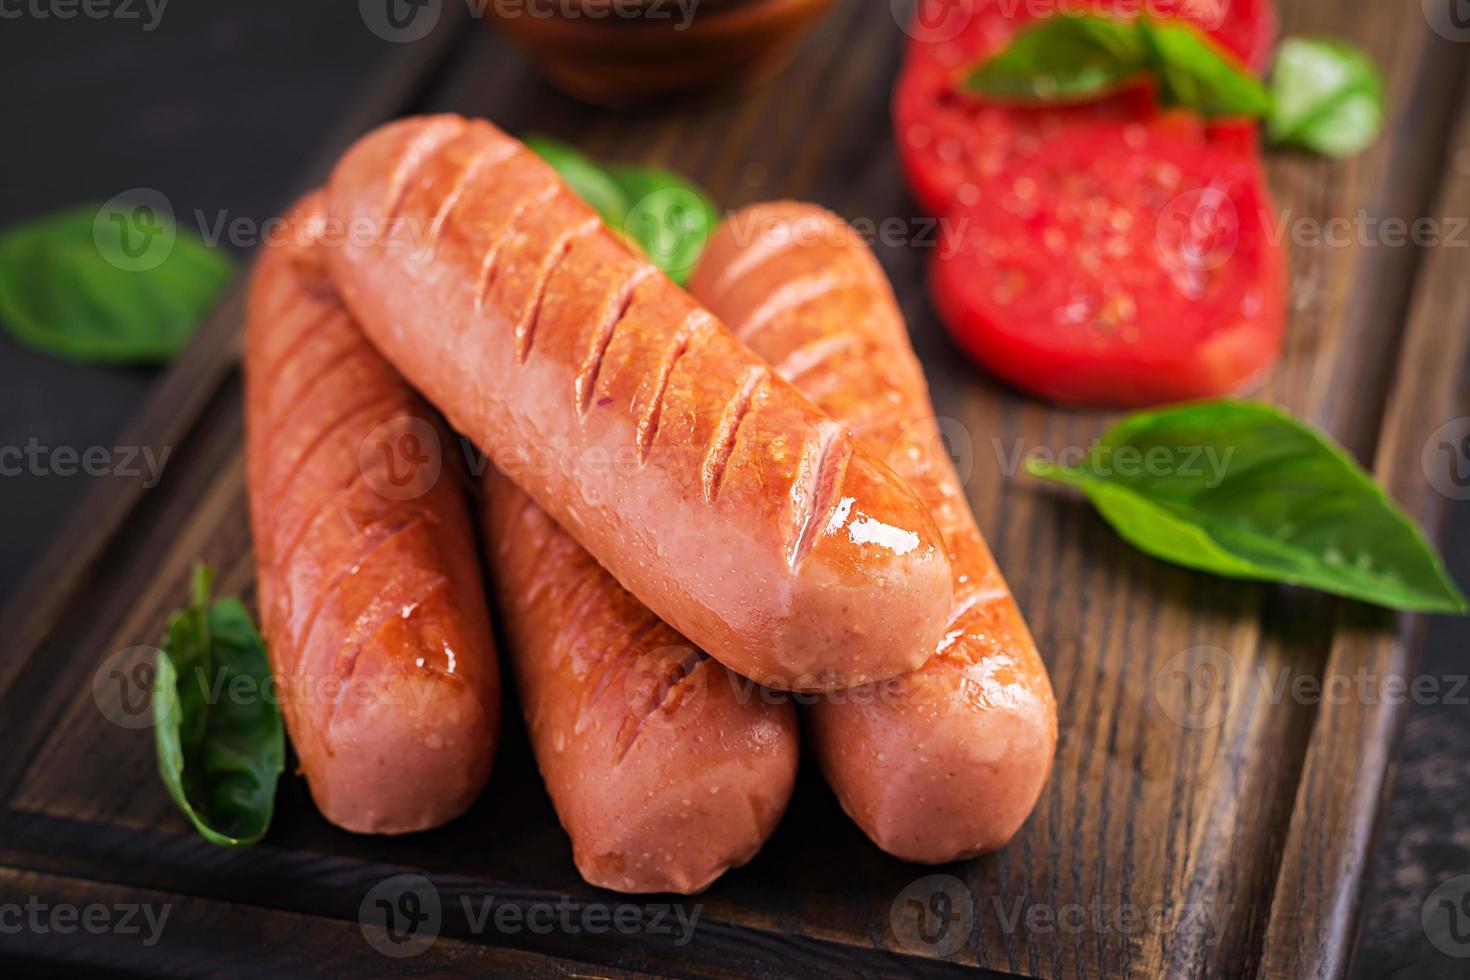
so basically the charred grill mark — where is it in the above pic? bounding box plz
[789,421,853,570]
[516,215,602,364]
[637,310,714,463]
[700,211,831,303]
[701,367,766,503]
[289,511,428,680]
[267,390,401,505]
[257,306,341,381]
[612,645,710,764]
[576,266,655,416]
[274,469,366,573]
[772,331,861,383]
[264,340,378,432]
[730,269,853,343]
[577,614,667,730]
[382,120,467,227]
[324,571,452,732]
[423,140,518,251]
[473,182,560,313]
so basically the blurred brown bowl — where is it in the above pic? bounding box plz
[487,0,839,107]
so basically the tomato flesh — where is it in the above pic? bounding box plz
[895,0,1277,215]
[895,0,1285,405]
[931,114,1284,404]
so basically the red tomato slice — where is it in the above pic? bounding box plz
[894,0,1284,405]
[895,0,1278,216]
[929,114,1285,405]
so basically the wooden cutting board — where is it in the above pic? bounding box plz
[2,2,1467,976]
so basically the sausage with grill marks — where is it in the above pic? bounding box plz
[690,202,1057,862]
[245,193,500,834]
[323,115,952,693]
[481,469,799,894]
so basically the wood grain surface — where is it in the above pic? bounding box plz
[1,2,1467,977]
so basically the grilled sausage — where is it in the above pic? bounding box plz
[482,470,799,894]
[244,193,500,834]
[689,203,1057,862]
[323,115,952,693]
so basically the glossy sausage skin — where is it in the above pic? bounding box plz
[324,115,951,693]
[483,470,799,894]
[689,203,1057,862]
[244,194,500,834]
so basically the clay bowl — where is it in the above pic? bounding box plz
[486,0,839,107]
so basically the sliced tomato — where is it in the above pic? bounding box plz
[929,113,1284,405]
[894,0,1284,405]
[894,0,1278,216]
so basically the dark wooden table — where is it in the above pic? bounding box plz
[2,2,1469,977]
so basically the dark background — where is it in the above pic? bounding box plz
[0,3,1465,976]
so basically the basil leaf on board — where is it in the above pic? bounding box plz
[1136,18,1273,117]
[525,135,631,227]
[1027,401,1468,614]
[1267,38,1384,157]
[0,204,232,364]
[153,566,284,847]
[962,14,1147,104]
[610,166,720,285]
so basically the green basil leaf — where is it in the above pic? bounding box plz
[610,166,720,286]
[153,566,284,847]
[1267,37,1385,157]
[963,14,1270,118]
[1027,401,1468,614]
[525,135,631,227]
[526,137,718,285]
[962,14,1148,104]
[1136,18,1272,117]
[0,203,232,364]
